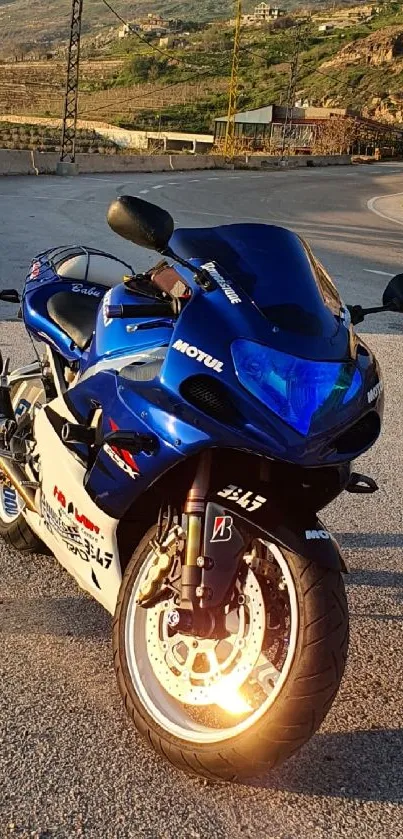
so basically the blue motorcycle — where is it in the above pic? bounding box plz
[0,195,400,781]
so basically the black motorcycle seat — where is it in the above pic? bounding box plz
[47,291,100,349]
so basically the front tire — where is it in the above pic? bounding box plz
[113,527,349,781]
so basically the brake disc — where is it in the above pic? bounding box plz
[145,567,266,706]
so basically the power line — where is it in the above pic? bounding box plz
[100,0,218,73]
[80,67,217,117]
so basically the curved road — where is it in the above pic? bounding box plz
[1,162,403,326]
[0,165,402,839]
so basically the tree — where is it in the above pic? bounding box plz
[313,116,359,154]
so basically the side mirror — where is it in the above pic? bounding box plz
[383,273,403,312]
[107,196,174,253]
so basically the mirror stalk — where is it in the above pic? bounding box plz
[161,246,216,291]
[348,299,400,326]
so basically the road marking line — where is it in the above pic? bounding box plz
[363,269,395,277]
[207,176,221,180]
[189,178,200,182]
[183,209,267,221]
[167,182,179,185]
[139,189,149,194]
[0,194,105,204]
[70,176,123,183]
[367,193,403,227]
[152,185,164,189]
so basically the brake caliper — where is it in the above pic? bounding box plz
[137,525,185,605]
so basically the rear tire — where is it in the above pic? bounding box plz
[113,527,349,781]
[0,512,44,553]
[0,378,46,554]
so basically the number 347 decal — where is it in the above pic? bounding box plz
[217,485,267,513]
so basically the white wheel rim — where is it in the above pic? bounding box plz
[124,541,299,744]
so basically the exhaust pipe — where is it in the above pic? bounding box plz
[0,455,37,512]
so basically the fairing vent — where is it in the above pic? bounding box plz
[180,375,240,425]
[334,411,380,456]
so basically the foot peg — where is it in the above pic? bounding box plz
[346,472,378,494]
[0,353,15,428]
[61,422,158,456]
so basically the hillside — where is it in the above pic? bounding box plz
[3,2,403,132]
[0,0,345,55]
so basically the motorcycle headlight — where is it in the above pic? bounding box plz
[231,339,361,436]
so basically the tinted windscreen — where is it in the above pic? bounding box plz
[171,223,342,338]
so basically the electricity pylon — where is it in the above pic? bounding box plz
[281,20,308,159]
[60,0,83,162]
[224,0,242,157]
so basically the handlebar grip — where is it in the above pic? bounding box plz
[105,303,175,319]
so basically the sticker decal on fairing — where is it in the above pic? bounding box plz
[103,419,140,480]
[42,488,113,568]
[305,529,330,540]
[72,284,102,298]
[367,380,383,404]
[29,261,41,280]
[53,486,100,534]
[201,262,241,305]
[210,515,233,543]
[172,339,224,373]
[217,485,267,512]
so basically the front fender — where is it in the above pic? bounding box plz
[201,480,347,609]
[209,480,347,570]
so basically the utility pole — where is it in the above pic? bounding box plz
[280,20,306,159]
[224,0,242,157]
[60,0,83,163]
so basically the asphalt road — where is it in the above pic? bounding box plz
[0,165,402,839]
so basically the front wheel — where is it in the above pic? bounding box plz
[113,527,349,781]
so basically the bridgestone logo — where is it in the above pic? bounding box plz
[367,381,383,404]
[202,262,241,305]
[172,339,224,372]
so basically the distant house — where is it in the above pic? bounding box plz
[233,3,285,26]
[318,23,335,33]
[118,22,141,39]
[159,35,187,48]
[254,3,285,21]
[140,13,169,35]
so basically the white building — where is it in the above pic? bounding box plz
[254,3,285,21]
[118,22,141,39]
[318,22,335,33]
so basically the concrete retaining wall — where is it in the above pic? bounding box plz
[0,148,352,176]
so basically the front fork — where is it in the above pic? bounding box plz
[180,450,212,613]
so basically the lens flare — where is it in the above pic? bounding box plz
[210,680,252,715]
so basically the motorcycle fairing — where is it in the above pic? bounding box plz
[25,397,121,614]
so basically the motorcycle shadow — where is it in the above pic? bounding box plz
[247,727,403,803]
